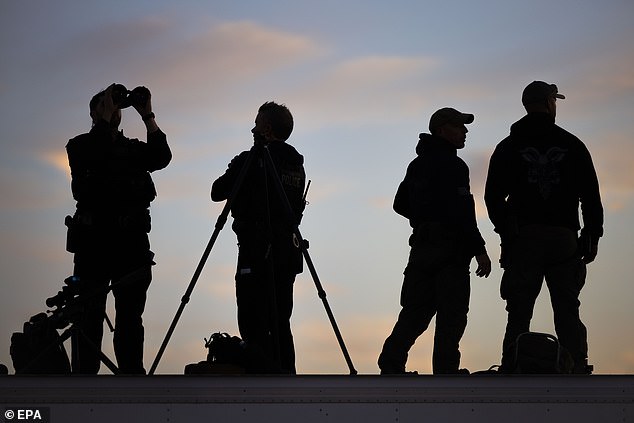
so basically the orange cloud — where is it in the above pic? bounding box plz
[40,150,70,179]
[142,20,326,120]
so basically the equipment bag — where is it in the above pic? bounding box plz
[510,332,573,374]
[184,332,266,375]
[10,313,71,374]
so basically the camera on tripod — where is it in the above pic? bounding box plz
[111,83,150,109]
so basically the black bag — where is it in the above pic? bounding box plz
[184,332,266,374]
[10,313,71,374]
[509,332,573,374]
[205,332,246,365]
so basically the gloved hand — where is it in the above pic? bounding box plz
[475,253,492,278]
[578,232,598,264]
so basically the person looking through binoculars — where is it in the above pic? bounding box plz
[211,102,306,374]
[65,83,172,373]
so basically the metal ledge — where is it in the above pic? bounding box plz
[1,374,633,422]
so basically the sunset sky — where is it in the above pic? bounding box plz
[1,0,633,375]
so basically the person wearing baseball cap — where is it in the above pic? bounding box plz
[522,81,565,105]
[378,107,491,375]
[429,107,475,136]
[485,81,603,374]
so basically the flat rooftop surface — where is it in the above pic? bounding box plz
[1,374,633,422]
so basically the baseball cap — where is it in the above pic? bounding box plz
[429,107,474,133]
[522,81,565,105]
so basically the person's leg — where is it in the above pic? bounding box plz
[544,230,589,372]
[499,232,546,372]
[274,272,296,374]
[73,253,109,374]
[111,263,152,374]
[379,246,437,374]
[432,259,470,374]
[235,236,279,372]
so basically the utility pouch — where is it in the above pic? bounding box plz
[64,215,79,253]
[499,216,520,268]
[408,224,428,247]
[290,233,305,274]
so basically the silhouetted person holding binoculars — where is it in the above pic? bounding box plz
[65,83,172,373]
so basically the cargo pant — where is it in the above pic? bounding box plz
[234,224,301,374]
[379,223,471,374]
[71,216,153,375]
[499,224,588,372]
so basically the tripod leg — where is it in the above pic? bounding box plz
[74,326,120,374]
[301,247,357,375]
[261,155,283,372]
[262,146,357,375]
[148,146,257,375]
[104,311,115,333]
[70,325,79,372]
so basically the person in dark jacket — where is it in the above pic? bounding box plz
[484,81,603,373]
[211,101,305,374]
[378,107,491,375]
[66,83,172,373]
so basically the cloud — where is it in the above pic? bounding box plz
[139,20,327,121]
[19,17,327,132]
[40,150,70,179]
[0,165,69,211]
[288,55,440,128]
[20,15,172,86]
[327,56,437,87]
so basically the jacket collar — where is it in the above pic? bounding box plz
[416,133,457,156]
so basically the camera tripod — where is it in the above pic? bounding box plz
[149,143,357,375]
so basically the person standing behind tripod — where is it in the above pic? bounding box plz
[66,83,172,374]
[212,102,306,374]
